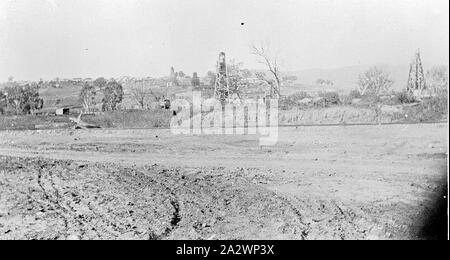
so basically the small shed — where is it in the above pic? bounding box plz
[56,108,70,116]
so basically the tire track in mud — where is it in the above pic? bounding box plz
[1,156,312,240]
[43,163,110,239]
[70,166,176,239]
[35,162,71,236]
[286,194,370,240]
[34,160,107,239]
[274,194,310,240]
[0,157,172,239]
[124,167,182,240]
[148,167,313,240]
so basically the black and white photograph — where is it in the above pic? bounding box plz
[0,0,448,243]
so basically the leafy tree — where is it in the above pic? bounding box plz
[357,67,393,96]
[80,83,97,112]
[94,77,107,89]
[227,61,251,98]
[178,71,186,78]
[102,80,124,111]
[4,84,43,114]
[191,72,201,87]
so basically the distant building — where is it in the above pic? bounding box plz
[56,108,70,115]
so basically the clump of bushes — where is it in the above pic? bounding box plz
[348,89,362,99]
[2,84,44,115]
[279,91,311,110]
[342,89,362,105]
[280,91,344,109]
[394,90,416,104]
[316,91,341,107]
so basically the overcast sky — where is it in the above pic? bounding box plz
[0,0,448,80]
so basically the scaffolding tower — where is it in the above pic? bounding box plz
[406,50,426,95]
[214,52,230,103]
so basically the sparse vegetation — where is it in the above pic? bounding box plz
[393,97,448,123]
[82,109,173,128]
[342,89,362,105]
[0,114,72,130]
[427,66,448,94]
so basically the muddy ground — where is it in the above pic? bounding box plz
[0,123,448,240]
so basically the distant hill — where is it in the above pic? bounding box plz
[285,64,413,93]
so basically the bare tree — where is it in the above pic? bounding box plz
[251,43,282,98]
[131,82,149,109]
[357,67,393,96]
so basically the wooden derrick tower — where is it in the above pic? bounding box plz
[406,50,426,95]
[214,52,230,103]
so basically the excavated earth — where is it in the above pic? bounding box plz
[0,123,448,240]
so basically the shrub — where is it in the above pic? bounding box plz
[349,89,362,99]
[342,89,362,105]
[279,91,311,110]
[391,89,448,123]
[394,90,416,104]
[317,91,341,107]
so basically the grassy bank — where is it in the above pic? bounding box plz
[0,109,173,131]
[82,109,173,129]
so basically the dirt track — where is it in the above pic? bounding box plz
[0,123,448,240]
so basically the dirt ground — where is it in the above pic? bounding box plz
[0,123,448,240]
